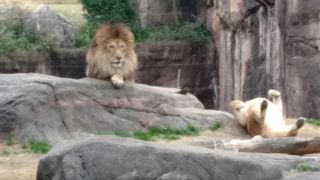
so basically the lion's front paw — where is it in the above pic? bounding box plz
[268,89,281,97]
[111,75,124,88]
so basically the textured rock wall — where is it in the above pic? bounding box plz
[207,0,320,118]
[0,42,217,108]
[133,0,206,27]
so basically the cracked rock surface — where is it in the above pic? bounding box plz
[0,73,241,143]
[36,135,320,180]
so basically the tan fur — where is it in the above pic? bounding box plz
[85,23,138,87]
[229,90,305,138]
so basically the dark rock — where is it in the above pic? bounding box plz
[36,135,320,180]
[0,73,239,143]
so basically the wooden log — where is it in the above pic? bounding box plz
[198,137,320,155]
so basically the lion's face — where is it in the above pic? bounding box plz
[105,39,128,68]
[86,23,138,81]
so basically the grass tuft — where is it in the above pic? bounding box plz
[28,141,52,154]
[296,162,311,172]
[209,122,222,131]
[306,119,320,126]
[132,124,200,141]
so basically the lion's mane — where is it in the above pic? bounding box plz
[85,23,138,81]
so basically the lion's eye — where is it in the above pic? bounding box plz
[108,45,114,49]
[120,45,125,49]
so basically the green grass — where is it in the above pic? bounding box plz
[296,162,311,172]
[28,141,52,154]
[114,131,132,138]
[112,125,200,141]
[209,122,222,131]
[306,119,320,126]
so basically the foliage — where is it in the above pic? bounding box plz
[76,22,211,48]
[80,0,136,25]
[0,20,49,55]
[209,122,222,131]
[132,22,211,44]
[306,119,320,126]
[112,125,200,141]
[75,23,96,48]
[296,162,311,172]
[28,141,52,154]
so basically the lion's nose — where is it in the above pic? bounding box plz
[116,56,122,60]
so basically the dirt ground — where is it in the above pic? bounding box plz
[0,122,318,180]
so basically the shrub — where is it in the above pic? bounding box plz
[132,22,211,44]
[80,0,137,25]
[0,20,49,55]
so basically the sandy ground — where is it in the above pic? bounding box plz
[0,121,318,180]
[0,141,42,180]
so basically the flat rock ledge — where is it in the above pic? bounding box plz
[0,73,243,143]
[36,136,320,180]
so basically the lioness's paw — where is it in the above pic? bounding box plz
[268,89,281,97]
[111,75,124,88]
[296,117,306,129]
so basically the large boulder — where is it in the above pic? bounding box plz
[24,5,75,48]
[36,135,320,180]
[0,73,241,143]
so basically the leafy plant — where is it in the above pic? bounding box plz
[132,22,211,44]
[0,20,49,55]
[28,141,52,154]
[80,0,137,25]
[75,23,96,48]
[210,122,222,131]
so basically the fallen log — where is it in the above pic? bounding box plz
[197,137,320,155]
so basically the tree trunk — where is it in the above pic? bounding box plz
[198,137,320,155]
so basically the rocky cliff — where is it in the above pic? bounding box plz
[207,0,320,118]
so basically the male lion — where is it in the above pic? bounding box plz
[229,89,305,138]
[85,23,138,87]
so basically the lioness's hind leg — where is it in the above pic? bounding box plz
[287,117,306,136]
[259,99,268,123]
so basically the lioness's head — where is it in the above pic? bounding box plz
[94,23,135,69]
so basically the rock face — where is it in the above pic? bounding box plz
[0,42,217,109]
[136,41,217,108]
[36,136,320,180]
[24,5,75,48]
[0,73,239,143]
[207,0,320,118]
[133,0,206,27]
